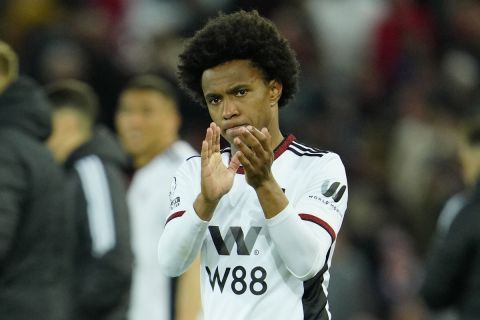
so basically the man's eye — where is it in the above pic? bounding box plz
[235,89,248,96]
[208,97,221,105]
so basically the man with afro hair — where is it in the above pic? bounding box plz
[158,10,348,320]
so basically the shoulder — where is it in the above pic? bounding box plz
[0,128,58,169]
[448,196,480,234]
[172,140,199,159]
[163,140,198,165]
[287,140,331,158]
[285,139,345,169]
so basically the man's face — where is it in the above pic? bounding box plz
[47,109,87,163]
[201,59,282,146]
[115,89,180,160]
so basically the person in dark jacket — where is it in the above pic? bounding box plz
[46,79,133,320]
[420,117,480,320]
[0,41,73,320]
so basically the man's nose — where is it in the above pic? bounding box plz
[222,97,239,120]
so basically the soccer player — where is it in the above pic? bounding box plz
[116,75,201,320]
[157,10,348,320]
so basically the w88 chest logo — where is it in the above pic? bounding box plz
[207,225,267,295]
[206,265,267,295]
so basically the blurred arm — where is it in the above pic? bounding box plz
[0,142,26,264]
[175,255,202,320]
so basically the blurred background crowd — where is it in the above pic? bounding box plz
[2,0,480,319]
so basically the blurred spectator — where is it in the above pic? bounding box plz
[46,80,133,320]
[420,117,480,319]
[0,41,73,320]
[328,232,381,320]
[115,75,201,320]
[387,81,460,249]
[305,0,386,91]
[376,225,426,320]
[371,0,435,89]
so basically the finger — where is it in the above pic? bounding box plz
[244,126,271,156]
[261,127,271,141]
[234,136,256,165]
[234,127,261,157]
[236,149,254,172]
[205,126,213,158]
[213,123,221,153]
[256,127,272,152]
[201,139,209,168]
[228,151,241,173]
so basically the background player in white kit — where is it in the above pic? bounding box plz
[158,10,348,320]
[116,75,201,320]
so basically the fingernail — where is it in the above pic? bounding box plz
[247,125,253,131]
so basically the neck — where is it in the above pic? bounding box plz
[269,127,285,152]
[56,131,91,164]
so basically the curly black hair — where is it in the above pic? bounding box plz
[177,10,300,108]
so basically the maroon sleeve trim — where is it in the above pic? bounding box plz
[299,213,336,241]
[165,210,186,225]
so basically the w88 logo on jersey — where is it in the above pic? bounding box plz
[206,265,267,295]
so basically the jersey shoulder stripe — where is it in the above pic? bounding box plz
[221,147,231,154]
[287,141,329,157]
[186,155,201,161]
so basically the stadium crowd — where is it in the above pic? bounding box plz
[2,0,480,319]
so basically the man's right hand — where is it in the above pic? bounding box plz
[193,122,240,220]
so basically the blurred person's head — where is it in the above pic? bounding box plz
[448,0,480,47]
[458,117,480,187]
[115,75,181,169]
[38,39,89,83]
[0,41,18,93]
[46,79,98,162]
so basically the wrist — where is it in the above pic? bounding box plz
[193,193,219,221]
[254,178,278,193]
[254,179,289,219]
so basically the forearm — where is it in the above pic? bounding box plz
[266,204,332,280]
[158,207,208,277]
[176,255,202,320]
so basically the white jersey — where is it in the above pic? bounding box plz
[159,135,348,320]
[127,140,197,320]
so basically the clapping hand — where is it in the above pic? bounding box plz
[233,125,274,189]
[198,122,241,203]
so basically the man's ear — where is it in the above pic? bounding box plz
[269,80,282,106]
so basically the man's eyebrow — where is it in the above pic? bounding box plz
[204,93,221,100]
[226,84,248,94]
